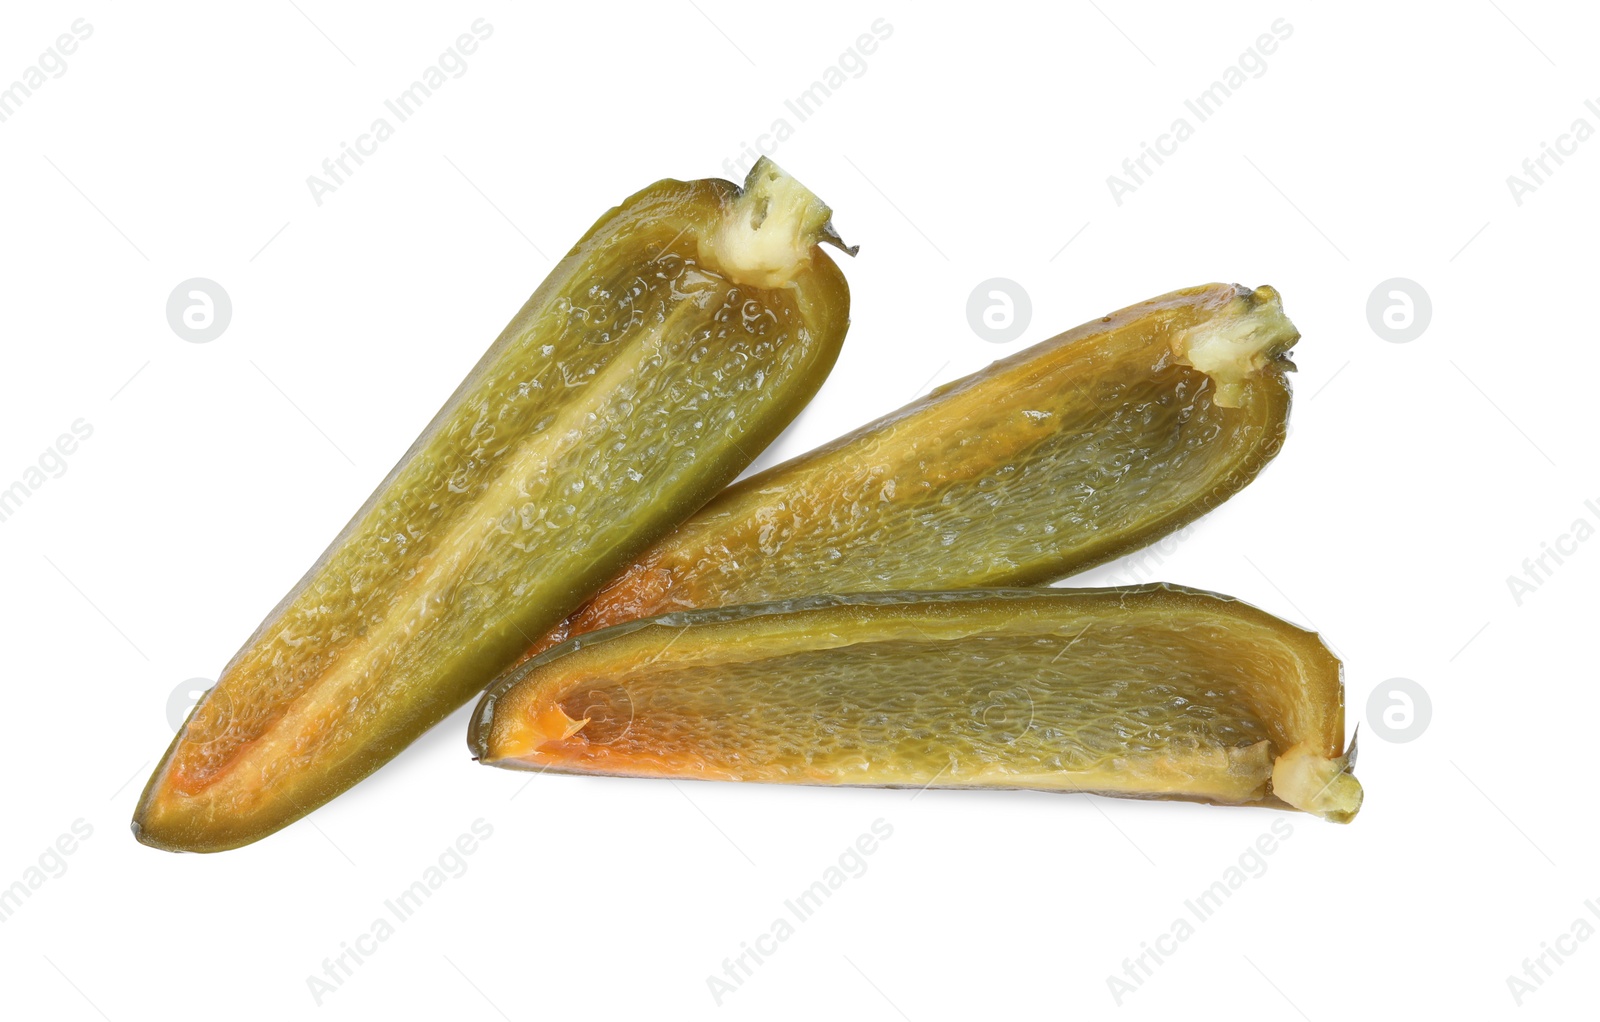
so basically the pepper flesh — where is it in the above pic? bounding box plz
[133,159,853,852]
[471,586,1362,822]
[508,283,1297,668]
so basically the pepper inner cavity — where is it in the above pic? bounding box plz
[169,236,798,794]
[543,624,1277,780]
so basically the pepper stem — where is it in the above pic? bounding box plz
[699,158,852,289]
[1271,742,1363,823]
[1174,284,1299,409]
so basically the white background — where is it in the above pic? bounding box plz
[1,2,1594,1018]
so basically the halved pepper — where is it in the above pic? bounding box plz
[471,586,1362,821]
[134,159,854,852]
[507,283,1298,667]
